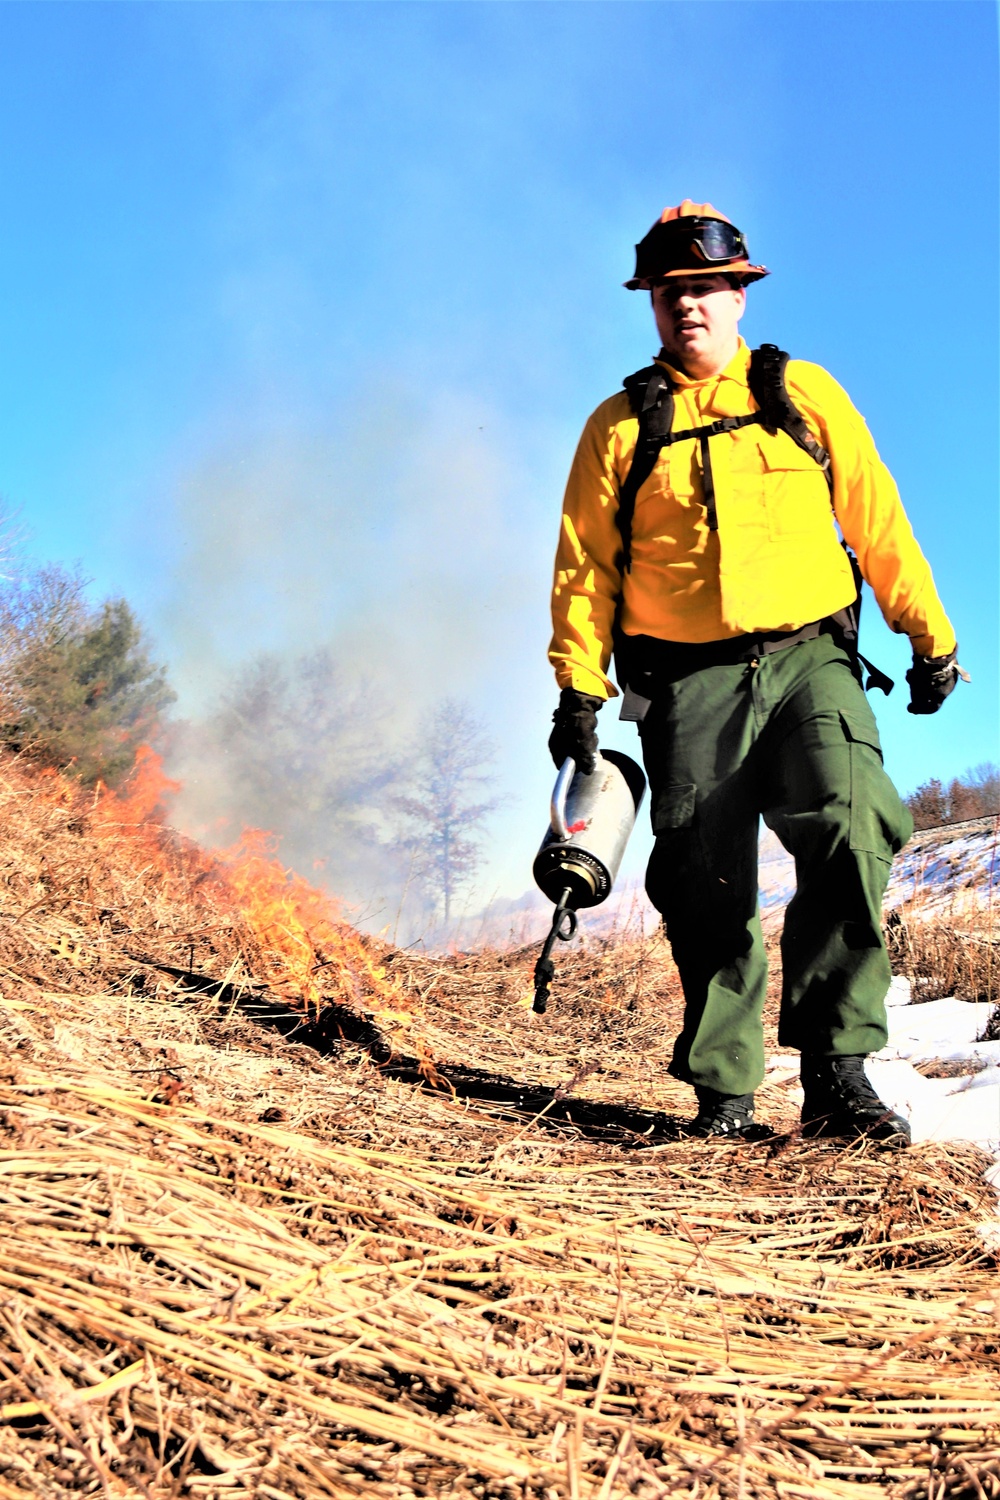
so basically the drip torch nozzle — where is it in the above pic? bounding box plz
[532,887,578,1015]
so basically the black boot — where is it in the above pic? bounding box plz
[800,1055,911,1144]
[685,1088,758,1138]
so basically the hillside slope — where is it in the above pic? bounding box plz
[0,752,997,1499]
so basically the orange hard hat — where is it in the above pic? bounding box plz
[624,200,769,289]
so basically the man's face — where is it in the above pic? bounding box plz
[651,274,746,375]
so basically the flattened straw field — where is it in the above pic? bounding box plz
[0,752,997,1498]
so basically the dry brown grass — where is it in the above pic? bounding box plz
[884,816,998,1008]
[885,908,997,1009]
[0,751,998,1499]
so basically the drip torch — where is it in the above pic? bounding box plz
[531,749,646,1014]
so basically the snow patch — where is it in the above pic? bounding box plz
[869,992,999,1235]
[768,991,1000,1229]
[883,996,996,1062]
[885,975,912,1007]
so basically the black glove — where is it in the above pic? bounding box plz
[906,645,965,715]
[548,688,603,774]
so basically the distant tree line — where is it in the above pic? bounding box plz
[0,533,498,934]
[904,763,1000,831]
[173,651,498,936]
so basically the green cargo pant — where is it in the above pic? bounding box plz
[637,635,913,1097]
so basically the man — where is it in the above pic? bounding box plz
[547,201,963,1142]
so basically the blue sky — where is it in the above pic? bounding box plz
[0,1,996,906]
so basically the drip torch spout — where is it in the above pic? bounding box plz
[532,887,578,1015]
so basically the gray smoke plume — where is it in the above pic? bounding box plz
[159,377,557,931]
[169,649,504,945]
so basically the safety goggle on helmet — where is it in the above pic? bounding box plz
[624,200,769,289]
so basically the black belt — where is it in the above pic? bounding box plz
[624,617,825,669]
[693,618,825,664]
[616,619,831,722]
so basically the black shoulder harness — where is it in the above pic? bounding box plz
[613,347,892,694]
[745,344,833,483]
[616,343,833,572]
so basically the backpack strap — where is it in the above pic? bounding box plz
[746,346,892,692]
[618,365,674,573]
[747,344,833,494]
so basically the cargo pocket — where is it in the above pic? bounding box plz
[840,708,912,858]
[651,782,696,836]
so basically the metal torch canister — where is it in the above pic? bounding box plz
[530,750,646,1013]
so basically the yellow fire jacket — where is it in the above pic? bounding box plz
[549,339,955,699]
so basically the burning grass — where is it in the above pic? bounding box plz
[0,750,998,1498]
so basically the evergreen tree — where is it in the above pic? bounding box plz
[0,565,173,784]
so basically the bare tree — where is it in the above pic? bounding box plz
[956,762,1000,816]
[172,647,406,901]
[394,699,499,924]
[905,777,948,832]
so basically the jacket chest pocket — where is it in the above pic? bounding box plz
[758,441,832,538]
[633,446,701,536]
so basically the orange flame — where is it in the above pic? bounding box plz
[90,747,422,1051]
[96,744,181,827]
